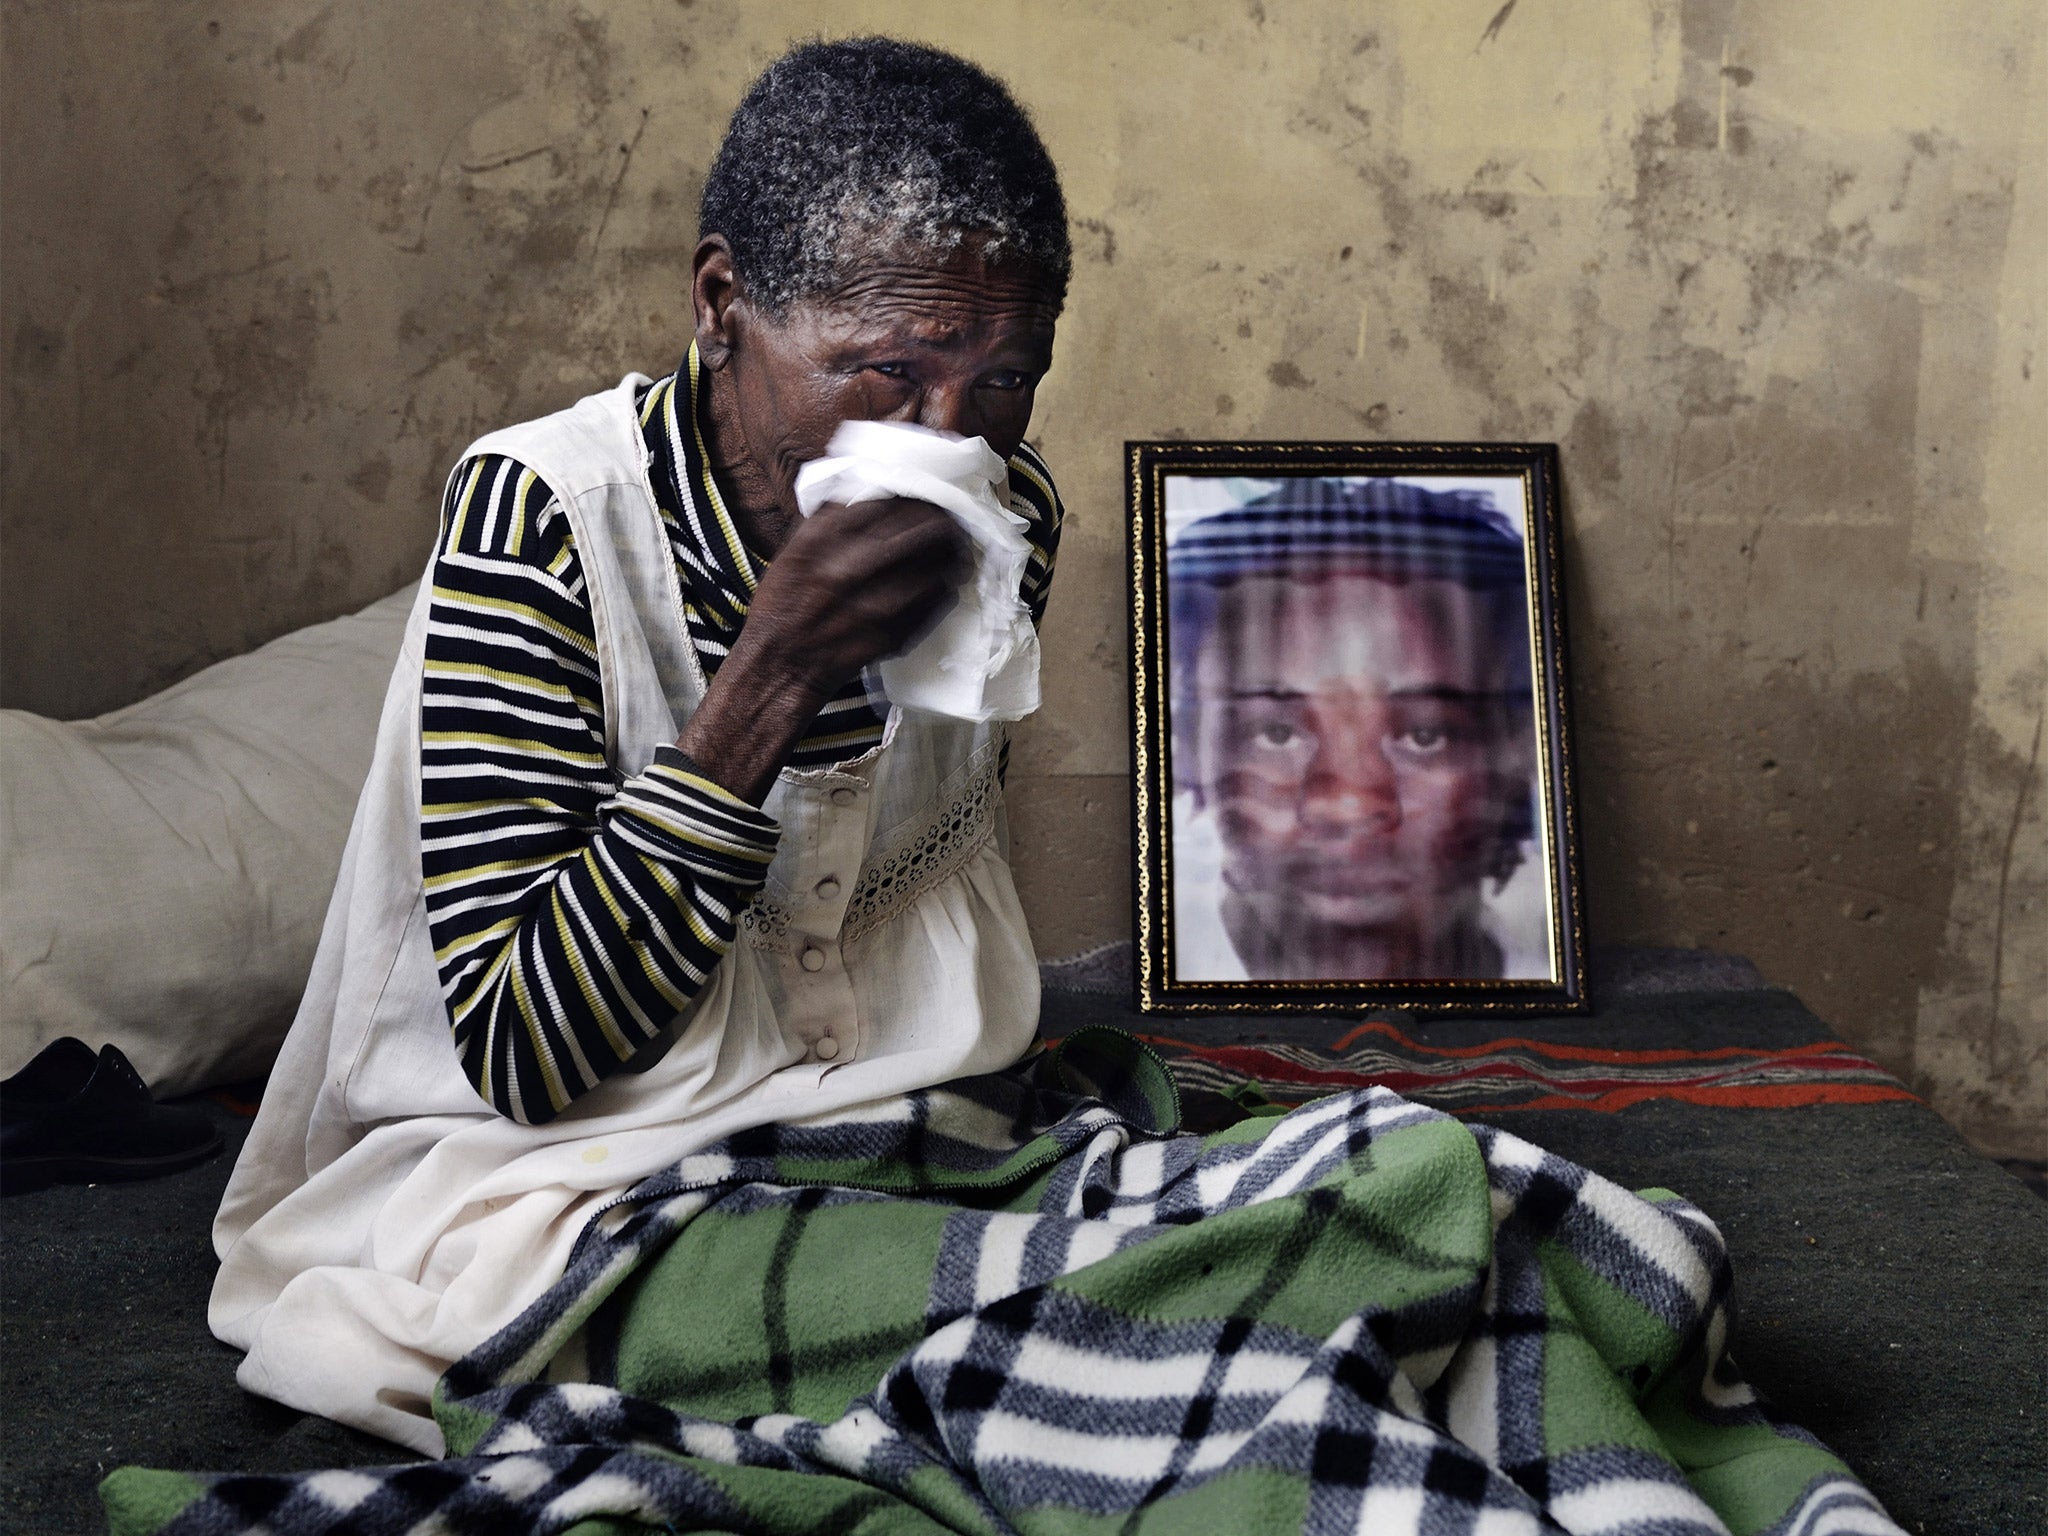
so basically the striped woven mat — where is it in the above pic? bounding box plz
[1141,1020,1916,1116]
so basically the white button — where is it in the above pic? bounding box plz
[814,876,841,900]
[814,1036,840,1061]
[830,786,857,806]
[800,945,826,972]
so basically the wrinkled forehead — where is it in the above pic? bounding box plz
[1193,572,1523,696]
[799,232,1065,339]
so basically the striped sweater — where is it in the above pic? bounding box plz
[420,350,1064,1125]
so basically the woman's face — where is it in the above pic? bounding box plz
[694,233,1060,529]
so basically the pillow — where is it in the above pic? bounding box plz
[1,585,418,1096]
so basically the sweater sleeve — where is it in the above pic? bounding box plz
[420,453,780,1125]
[1006,441,1066,631]
[997,444,1067,784]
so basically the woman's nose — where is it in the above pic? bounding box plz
[911,383,977,439]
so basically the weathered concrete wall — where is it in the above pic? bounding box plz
[4,1,2041,1156]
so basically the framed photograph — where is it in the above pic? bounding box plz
[1127,442,1586,1015]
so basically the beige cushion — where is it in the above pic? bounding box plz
[1,586,417,1096]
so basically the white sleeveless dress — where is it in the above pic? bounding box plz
[208,377,1041,1452]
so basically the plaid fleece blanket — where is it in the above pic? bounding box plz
[104,1031,1900,1535]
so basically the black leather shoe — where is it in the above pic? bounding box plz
[0,1038,222,1195]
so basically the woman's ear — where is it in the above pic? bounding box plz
[690,236,742,370]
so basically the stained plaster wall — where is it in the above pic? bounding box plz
[3,0,2042,1158]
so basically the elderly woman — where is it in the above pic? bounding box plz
[209,38,1069,1452]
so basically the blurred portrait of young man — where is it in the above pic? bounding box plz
[1167,476,1551,983]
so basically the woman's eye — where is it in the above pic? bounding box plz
[1256,722,1298,748]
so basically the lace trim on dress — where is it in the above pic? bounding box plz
[842,754,1001,945]
[737,739,1003,954]
[737,890,799,954]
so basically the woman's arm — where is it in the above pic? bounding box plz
[420,455,779,1125]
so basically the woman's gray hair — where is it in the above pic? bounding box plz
[699,38,1072,313]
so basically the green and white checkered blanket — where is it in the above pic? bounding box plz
[104,1031,1900,1535]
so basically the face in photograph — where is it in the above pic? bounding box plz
[1169,479,1537,981]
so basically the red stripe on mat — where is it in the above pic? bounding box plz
[1144,1036,1919,1114]
[1150,1042,1896,1093]
[1457,1082,1920,1113]
[1323,1019,1879,1067]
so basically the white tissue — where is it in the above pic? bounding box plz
[793,420,1041,723]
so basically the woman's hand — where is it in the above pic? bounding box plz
[675,497,967,803]
[737,496,969,702]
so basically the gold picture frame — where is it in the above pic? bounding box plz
[1127,441,1587,1015]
